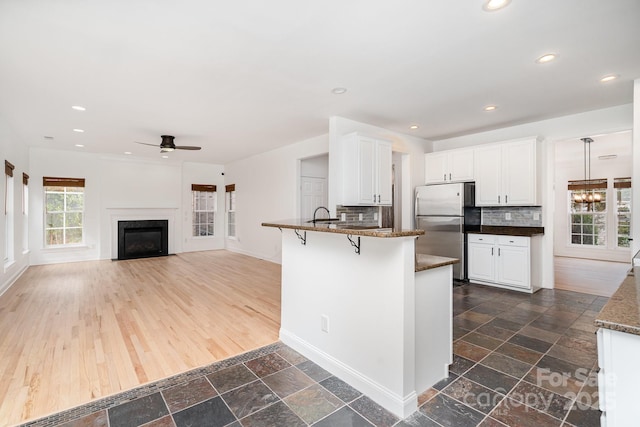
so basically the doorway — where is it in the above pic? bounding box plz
[552,130,633,295]
[299,154,328,219]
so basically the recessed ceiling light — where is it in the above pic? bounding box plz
[484,105,498,111]
[71,105,86,111]
[75,144,84,148]
[536,53,557,64]
[483,0,511,12]
[124,151,132,155]
[161,155,169,159]
[44,136,54,140]
[331,87,347,95]
[410,125,419,130]
[73,128,84,133]
[600,74,619,83]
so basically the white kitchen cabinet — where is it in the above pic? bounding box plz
[474,137,540,206]
[424,149,474,184]
[341,133,392,206]
[597,327,640,426]
[467,233,541,293]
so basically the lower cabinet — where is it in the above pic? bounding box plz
[467,233,541,293]
[597,327,640,426]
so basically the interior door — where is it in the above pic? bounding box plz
[300,177,327,219]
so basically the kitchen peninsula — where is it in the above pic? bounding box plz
[262,219,457,418]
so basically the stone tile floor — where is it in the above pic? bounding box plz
[20,284,604,427]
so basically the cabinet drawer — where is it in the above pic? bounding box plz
[497,235,529,247]
[468,234,496,244]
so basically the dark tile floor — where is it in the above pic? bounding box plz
[20,284,605,427]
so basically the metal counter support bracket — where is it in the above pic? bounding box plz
[294,229,306,245]
[347,235,360,255]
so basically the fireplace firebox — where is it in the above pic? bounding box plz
[118,220,169,260]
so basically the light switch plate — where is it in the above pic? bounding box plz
[505,212,512,220]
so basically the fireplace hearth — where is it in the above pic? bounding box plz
[118,220,169,260]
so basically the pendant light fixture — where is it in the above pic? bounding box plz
[573,137,601,205]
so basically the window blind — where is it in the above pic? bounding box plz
[42,177,85,188]
[192,184,217,192]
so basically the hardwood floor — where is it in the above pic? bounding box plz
[554,255,630,297]
[0,251,281,426]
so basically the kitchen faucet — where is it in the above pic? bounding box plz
[312,206,331,223]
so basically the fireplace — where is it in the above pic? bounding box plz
[118,220,169,260]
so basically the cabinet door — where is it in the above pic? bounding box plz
[357,137,377,204]
[449,149,474,182]
[467,243,495,281]
[376,141,393,205]
[503,140,537,205]
[496,245,530,288]
[425,152,448,184]
[474,145,502,206]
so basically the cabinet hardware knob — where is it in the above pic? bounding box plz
[498,248,501,256]
[449,173,451,180]
[498,195,500,203]
[444,174,446,181]
[505,195,508,203]
[491,247,494,255]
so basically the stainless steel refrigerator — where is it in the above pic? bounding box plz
[415,182,480,281]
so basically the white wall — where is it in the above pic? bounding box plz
[0,116,30,295]
[29,148,224,265]
[433,104,634,288]
[633,79,640,259]
[554,132,632,262]
[328,116,432,228]
[300,155,328,178]
[224,133,329,262]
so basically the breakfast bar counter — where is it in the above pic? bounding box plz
[263,219,453,418]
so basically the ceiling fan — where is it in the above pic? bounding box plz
[134,135,201,152]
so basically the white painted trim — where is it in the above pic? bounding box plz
[0,262,28,298]
[280,329,418,418]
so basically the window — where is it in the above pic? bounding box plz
[192,184,216,237]
[43,177,85,246]
[568,179,607,246]
[22,173,29,252]
[5,160,15,263]
[615,177,632,248]
[226,184,236,238]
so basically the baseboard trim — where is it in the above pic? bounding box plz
[280,329,417,418]
[0,262,29,298]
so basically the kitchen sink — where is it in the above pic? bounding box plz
[306,218,340,223]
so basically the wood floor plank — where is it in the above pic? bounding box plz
[554,255,630,297]
[0,250,281,426]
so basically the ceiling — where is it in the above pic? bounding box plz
[1,0,639,164]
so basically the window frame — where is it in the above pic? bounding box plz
[225,184,236,239]
[43,177,85,248]
[567,179,607,248]
[191,184,217,238]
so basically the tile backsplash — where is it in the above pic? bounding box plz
[335,205,379,226]
[482,206,542,227]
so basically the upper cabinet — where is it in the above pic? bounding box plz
[424,148,474,184]
[341,133,392,206]
[474,137,541,206]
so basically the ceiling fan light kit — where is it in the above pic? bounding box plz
[134,135,202,152]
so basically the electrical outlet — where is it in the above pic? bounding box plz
[341,213,346,221]
[533,212,540,220]
[358,213,363,221]
[321,315,329,333]
[505,212,512,220]
[374,212,378,220]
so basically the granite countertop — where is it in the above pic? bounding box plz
[469,226,545,236]
[415,254,459,272]
[595,266,639,335]
[262,219,424,238]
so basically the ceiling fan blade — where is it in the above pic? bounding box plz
[134,141,160,147]
[175,146,202,150]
